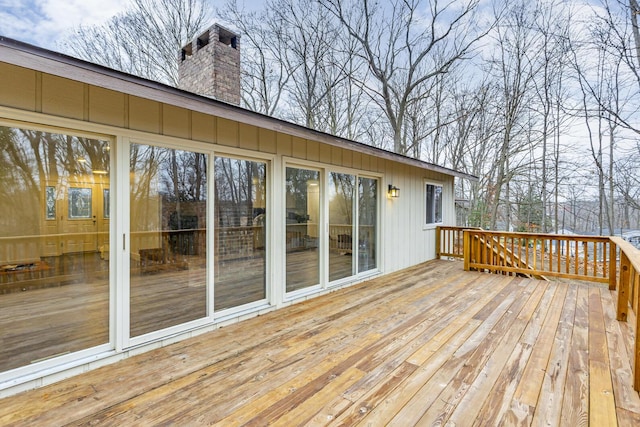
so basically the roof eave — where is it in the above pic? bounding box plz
[0,36,478,182]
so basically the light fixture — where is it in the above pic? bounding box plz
[388,185,400,198]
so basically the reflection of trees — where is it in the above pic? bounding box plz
[131,146,209,233]
[358,178,377,227]
[329,172,354,223]
[286,167,318,216]
[215,157,266,226]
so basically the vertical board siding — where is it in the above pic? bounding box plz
[217,117,239,147]
[319,144,332,165]
[331,146,342,165]
[342,150,352,168]
[129,95,161,133]
[88,86,126,128]
[307,140,320,161]
[276,133,292,157]
[238,123,258,151]
[361,154,370,171]
[381,163,454,274]
[191,111,215,143]
[0,63,36,111]
[162,104,190,139]
[370,156,378,173]
[291,136,306,160]
[258,127,276,153]
[41,74,84,120]
[352,151,362,170]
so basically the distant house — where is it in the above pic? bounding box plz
[0,27,475,396]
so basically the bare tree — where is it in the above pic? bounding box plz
[61,0,211,85]
[218,1,292,116]
[319,0,490,155]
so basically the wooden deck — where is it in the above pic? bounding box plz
[2,259,640,426]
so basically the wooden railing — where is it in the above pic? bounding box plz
[436,226,479,258]
[437,226,543,279]
[463,229,613,284]
[437,226,640,393]
[611,237,640,391]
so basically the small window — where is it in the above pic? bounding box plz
[425,183,443,225]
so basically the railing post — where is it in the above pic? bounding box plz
[617,252,630,322]
[463,230,470,271]
[636,274,640,392]
[436,226,441,259]
[609,240,617,291]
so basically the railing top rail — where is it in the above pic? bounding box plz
[611,236,640,273]
[464,229,611,242]
[438,226,482,230]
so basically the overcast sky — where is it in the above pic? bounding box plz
[0,0,129,50]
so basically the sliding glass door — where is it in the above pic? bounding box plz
[329,172,355,281]
[213,156,267,311]
[358,177,377,273]
[285,167,320,292]
[129,144,208,337]
[0,125,111,372]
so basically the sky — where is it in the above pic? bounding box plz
[0,0,129,50]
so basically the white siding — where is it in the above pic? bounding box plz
[380,161,454,274]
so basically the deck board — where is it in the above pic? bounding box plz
[1,259,640,426]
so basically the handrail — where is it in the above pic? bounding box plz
[437,226,545,279]
[462,229,612,284]
[438,227,640,394]
[611,236,640,392]
[436,226,480,259]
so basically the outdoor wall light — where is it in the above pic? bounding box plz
[388,185,400,198]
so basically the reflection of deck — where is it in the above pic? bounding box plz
[2,260,640,425]
[0,250,356,372]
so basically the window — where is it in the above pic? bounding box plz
[129,144,207,337]
[358,177,377,272]
[0,124,110,372]
[329,172,355,282]
[285,167,320,292]
[214,156,267,310]
[425,183,443,225]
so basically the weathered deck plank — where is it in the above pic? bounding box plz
[1,259,640,426]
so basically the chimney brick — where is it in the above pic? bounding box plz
[178,24,241,106]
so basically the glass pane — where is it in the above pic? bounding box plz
[329,172,354,281]
[0,126,110,372]
[426,184,443,225]
[426,184,435,224]
[285,167,320,292]
[358,177,377,272]
[435,185,443,223]
[214,157,267,310]
[130,145,207,337]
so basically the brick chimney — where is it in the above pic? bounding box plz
[178,24,241,105]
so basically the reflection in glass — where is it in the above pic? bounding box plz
[130,144,207,337]
[214,157,267,310]
[329,173,355,281]
[358,177,377,272]
[285,167,320,292]
[426,184,443,224]
[0,125,110,373]
[69,188,92,218]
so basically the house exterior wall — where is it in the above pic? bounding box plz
[0,60,455,274]
[0,60,455,396]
